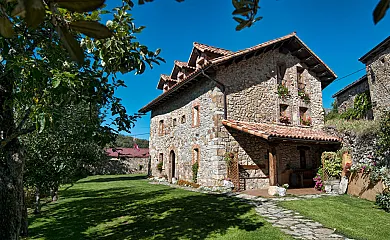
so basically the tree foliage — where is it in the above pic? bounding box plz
[111,134,149,148]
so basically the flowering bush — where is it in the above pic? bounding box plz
[177,179,200,188]
[279,115,291,124]
[300,116,312,126]
[313,168,325,191]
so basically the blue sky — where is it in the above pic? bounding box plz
[109,0,390,140]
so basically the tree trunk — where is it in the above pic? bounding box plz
[0,75,24,240]
[50,186,58,202]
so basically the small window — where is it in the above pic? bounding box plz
[172,118,177,127]
[192,105,200,127]
[297,67,305,91]
[299,150,306,169]
[159,153,163,162]
[193,148,200,164]
[181,115,186,124]
[158,120,164,135]
[381,58,386,63]
[277,62,287,85]
[299,107,311,126]
[279,104,290,124]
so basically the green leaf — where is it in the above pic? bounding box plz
[53,0,105,13]
[24,0,45,28]
[57,26,85,64]
[232,0,241,9]
[70,20,112,39]
[373,0,390,24]
[232,7,252,16]
[52,78,61,88]
[154,48,161,56]
[235,20,249,31]
[233,16,244,23]
[0,16,15,38]
[38,113,46,133]
[11,1,26,17]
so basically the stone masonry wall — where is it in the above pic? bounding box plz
[149,79,226,186]
[149,49,328,189]
[93,157,149,175]
[216,50,325,129]
[366,47,390,119]
[335,79,369,113]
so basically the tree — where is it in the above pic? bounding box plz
[22,102,113,214]
[111,134,149,148]
[0,1,162,239]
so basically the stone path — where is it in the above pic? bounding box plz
[232,193,353,240]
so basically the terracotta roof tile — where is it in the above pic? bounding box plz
[105,148,150,158]
[174,60,196,69]
[193,42,233,55]
[222,119,340,143]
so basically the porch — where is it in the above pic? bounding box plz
[222,120,341,191]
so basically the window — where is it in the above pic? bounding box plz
[172,118,177,127]
[193,148,200,164]
[297,67,305,91]
[299,149,306,169]
[299,107,311,126]
[159,153,163,162]
[181,115,186,124]
[279,104,290,124]
[277,62,287,85]
[192,105,200,127]
[158,120,164,135]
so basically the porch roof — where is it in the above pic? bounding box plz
[222,119,340,143]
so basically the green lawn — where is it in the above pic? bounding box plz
[27,175,292,240]
[280,195,390,240]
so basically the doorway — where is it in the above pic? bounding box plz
[170,150,176,181]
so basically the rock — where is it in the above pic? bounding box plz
[324,184,332,193]
[338,176,348,194]
[268,186,278,196]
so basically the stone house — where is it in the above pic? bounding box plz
[139,32,340,190]
[332,75,370,113]
[95,148,150,174]
[359,35,390,119]
[332,35,390,119]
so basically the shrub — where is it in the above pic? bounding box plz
[376,192,390,212]
[313,168,324,191]
[322,152,342,179]
[177,179,200,188]
[157,161,163,172]
[192,162,199,183]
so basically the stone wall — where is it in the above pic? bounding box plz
[335,79,369,113]
[149,49,328,188]
[366,47,390,119]
[149,80,226,186]
[216,50,325,129]
[93,157,150,175]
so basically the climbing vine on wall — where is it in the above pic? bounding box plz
[340,91,372,120]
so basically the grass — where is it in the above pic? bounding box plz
[279,195,390,240]
[325,118,379,136]
[27,174,292,240]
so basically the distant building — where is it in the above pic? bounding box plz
[140,32,340,190]
[95,148,150,175]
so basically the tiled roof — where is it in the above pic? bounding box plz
[359,35,390,64]
[157,74,178,90]
[193,42,233,55]
[139,33,337,113]
[332,75,368,98]
[222,119,340,143]
[105,148,150,158]
[161,74,177,82]
[174,60,195,69]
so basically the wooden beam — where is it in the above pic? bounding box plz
[269,147,278,186]
[291,47,304,56]
[317,71,328,77]
[303,56,314,62]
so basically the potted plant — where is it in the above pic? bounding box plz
[298,90,310,103]
[277,84,289,98]
[279,115,291,124]
[300,116,312,126]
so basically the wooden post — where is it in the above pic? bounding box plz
[269,147,278,186]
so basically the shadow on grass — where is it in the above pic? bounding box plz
[79,175,147,183]
[28,178,264,240]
